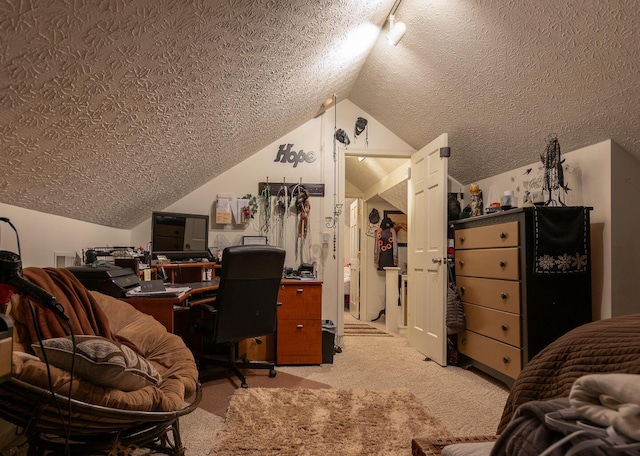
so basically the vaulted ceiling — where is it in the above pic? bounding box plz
[2,0,639,229]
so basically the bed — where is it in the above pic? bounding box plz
[412,313,640,456]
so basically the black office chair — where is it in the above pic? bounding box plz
[190,245,285,388]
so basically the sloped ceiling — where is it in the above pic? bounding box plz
[2,0,639,229]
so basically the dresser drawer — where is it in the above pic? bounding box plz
[459,330,522,379]
[457,276,520,313]
[463,303,521,346]
[278,284,322,320]
[276,319,322,364]
[455,222,519,249]
[455,248,519,280]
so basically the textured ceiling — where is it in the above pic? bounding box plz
[351,0,640,184]
[2,0,640,229]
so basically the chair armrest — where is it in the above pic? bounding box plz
[189,304,218,335]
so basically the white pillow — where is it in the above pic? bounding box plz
[33,335,161,392]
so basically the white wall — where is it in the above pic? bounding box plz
[131,99,414,330]
[610,140,640,316]
[0,98,415,336]
[0,202,130,267]
[473,139,640,319]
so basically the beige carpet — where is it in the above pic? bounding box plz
[209,388,452,455]
[198,369,330,416]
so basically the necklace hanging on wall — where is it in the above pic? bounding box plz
[259,177,272,239]
[290,182,310,264]
[275,179,289,249]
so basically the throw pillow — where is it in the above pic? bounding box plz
[32,335,161,392]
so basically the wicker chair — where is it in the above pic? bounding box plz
[1,267,203,455]
[0,378,201,456]
[412,436,498,456]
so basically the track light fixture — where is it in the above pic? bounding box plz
[386,14,406,46]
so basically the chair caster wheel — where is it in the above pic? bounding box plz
[241,382,248,388]
[269,369,277,378]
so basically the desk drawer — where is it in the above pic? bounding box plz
[276,319,322,364]
[457,276,520,313]
[455,248,519,280]
[463,303,520,346]
[459,330,521,379]
[455,222,519,249]
[278,285,322,320]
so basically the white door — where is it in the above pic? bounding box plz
[349,199,361,319]
[407,133,449,365]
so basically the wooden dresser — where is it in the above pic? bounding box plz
[452,207,592,387]
[276,280,322,365]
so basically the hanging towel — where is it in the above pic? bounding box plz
[533,207,589,274]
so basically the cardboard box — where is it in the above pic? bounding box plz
[238,335,274,361]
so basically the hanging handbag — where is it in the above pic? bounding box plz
[446,265,465,334]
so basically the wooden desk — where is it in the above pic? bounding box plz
[151,262,220,283]
[121,281,218,333]
[123,278,323,365]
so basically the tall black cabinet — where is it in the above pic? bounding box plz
[452,207,592,387]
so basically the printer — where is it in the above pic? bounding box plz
[66,264,140,298]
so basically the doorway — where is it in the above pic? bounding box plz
[343,154,410,325]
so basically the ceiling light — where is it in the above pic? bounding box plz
[357,157,366,162]
[386,14,406,46]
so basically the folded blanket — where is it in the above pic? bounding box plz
[570,373,640,440]
[489,398,604,456]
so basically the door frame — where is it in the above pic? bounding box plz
[342,148,412,322]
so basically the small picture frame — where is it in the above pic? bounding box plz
[383,210,408,246]
[242,236,268,246]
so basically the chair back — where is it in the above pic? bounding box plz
[213,245,285,344]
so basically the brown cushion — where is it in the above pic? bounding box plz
[32,335,161,392]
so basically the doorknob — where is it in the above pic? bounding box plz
[431,257,443,264]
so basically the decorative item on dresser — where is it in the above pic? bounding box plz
[276,280,323,365]
[451,206,592,387]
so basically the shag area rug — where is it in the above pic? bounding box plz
[344,322,393,336]
[209,388,452,455]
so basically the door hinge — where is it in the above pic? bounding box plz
[440,147,451,158]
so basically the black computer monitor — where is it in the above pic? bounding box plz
[151,211,212,261]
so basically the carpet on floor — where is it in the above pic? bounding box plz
[198,368,331,417]
[209,388,452,455]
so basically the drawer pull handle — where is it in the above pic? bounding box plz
[460,286,465,295]
[461,338,467,345]
[459,236,465,244]
[500,292,508,300]
[296,324,304,329]
[501,324,509,331]
[499,261,506,268]
[458,260,464,268]
[503,357,510,364]
[297,289,304,293]
[499,231,507,239]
